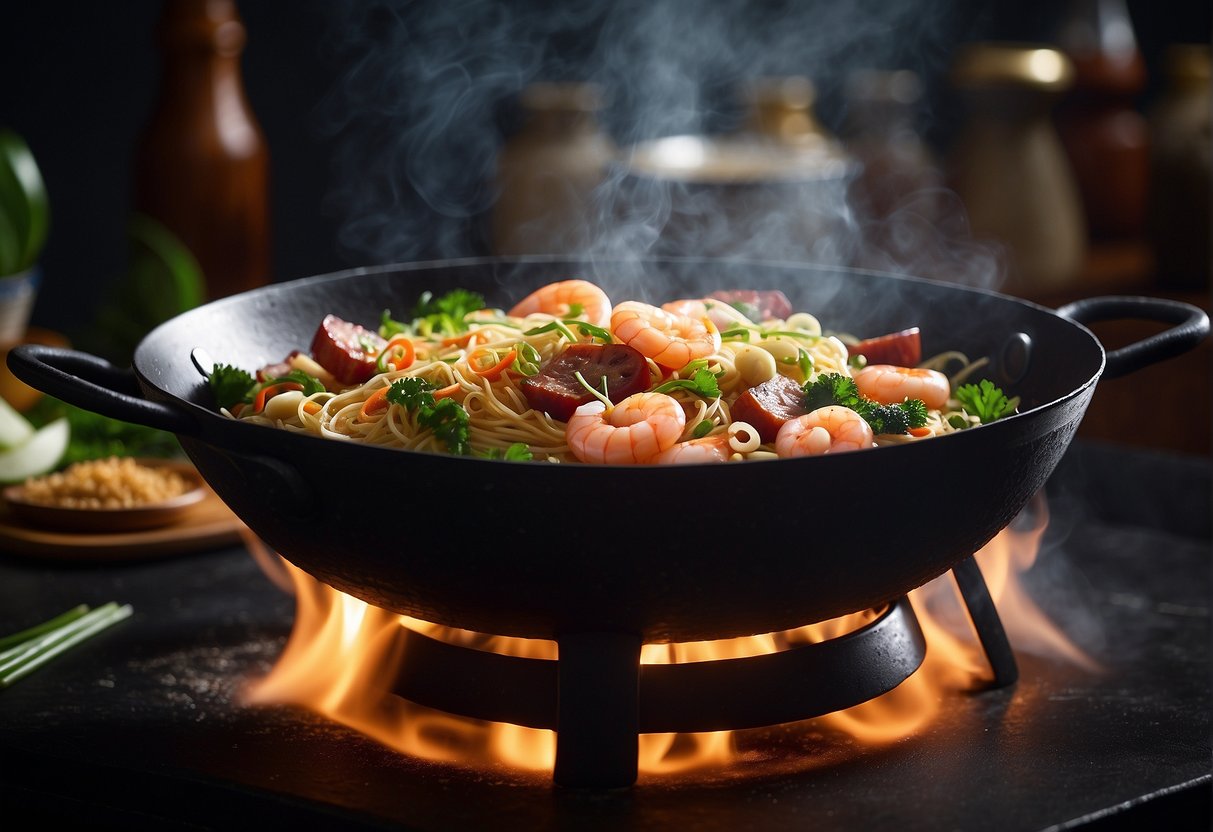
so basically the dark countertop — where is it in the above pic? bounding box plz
[0,440,1208,831]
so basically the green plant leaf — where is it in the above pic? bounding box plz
[0,206,20,276]
[79,214,205,365]
[0,128,50,273]
[126,213,205,320]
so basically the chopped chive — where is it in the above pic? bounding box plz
[0,603,133,688]
[0,604,89,651]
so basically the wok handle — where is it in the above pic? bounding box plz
[1055,296,1210,380]
[5,344,200,436]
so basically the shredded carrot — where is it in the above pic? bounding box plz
[378,336,415,372]
[908,426,932,438]
[358,386,392,420]
[467,347,518,381]
[441,331,479,348]
[432,383,461,401]
[252,382,304,412]
[303,401,322,416]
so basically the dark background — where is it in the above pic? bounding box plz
[2,0,1209,340]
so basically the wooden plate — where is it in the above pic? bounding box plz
[2,458,210,532]
[0,459,248,561]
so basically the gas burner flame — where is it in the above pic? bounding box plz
[243,494,1096,778]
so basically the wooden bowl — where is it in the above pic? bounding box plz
[1,458,207,533]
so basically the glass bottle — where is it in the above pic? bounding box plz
[948,44,1086,296]
[134,0,270,300]
[492,82,615,256]
[1054,0,1149,241]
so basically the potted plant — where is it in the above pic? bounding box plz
[0,129,48,345]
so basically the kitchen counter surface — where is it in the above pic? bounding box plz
[0,440,1208,830]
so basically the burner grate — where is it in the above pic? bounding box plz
[391,553,1014,786]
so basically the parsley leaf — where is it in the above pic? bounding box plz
[208,364,256,410]
[480,442,533,461]
[411,289,486,336]
[386,377,471,455]
[955,379,1019,424]
[379,309,410,339]
[802,373,928,435]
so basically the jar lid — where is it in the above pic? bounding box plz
[951,43,1075,91]
[624,134,853,185]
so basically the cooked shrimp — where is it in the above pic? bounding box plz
[509,279,612,328]
[651,433,732,464]
[854,364,950,411]
[611,301,721,370]
[566,393,685,464]
[661,297,753,331]
[776,406,874,457]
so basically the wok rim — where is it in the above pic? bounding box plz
[133,254,1107,468]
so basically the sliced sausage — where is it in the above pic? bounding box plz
[709,290,794,322]
[731,373,808,443]
[309,314,386,386]
[847,327,921,367]
[256,352,298,382]
[521,343,651,422]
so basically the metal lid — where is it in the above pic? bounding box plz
[623,134,853,185]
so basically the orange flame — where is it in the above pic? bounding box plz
[243,494,1096,778]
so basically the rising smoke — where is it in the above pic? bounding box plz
[315,0,1002,287]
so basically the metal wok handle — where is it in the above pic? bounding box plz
[1056,296,1210,380]
[5,344,200,436]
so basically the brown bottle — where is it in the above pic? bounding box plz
[1054,0,1150,241]
[134,0,270,300]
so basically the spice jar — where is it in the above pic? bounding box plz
[948,44,1086,296]
[1146,44,1211,291]
[134,0,271,301]
[743,76,835,152]
[492,82,616,256]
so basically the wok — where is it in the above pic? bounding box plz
[9,257,1207,643]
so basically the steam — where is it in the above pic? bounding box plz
[316,0,1002,289]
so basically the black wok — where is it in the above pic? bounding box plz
[9,257,1207,643]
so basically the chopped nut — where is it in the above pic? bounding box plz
[19,457,191,509]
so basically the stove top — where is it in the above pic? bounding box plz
[0,441,1208,830]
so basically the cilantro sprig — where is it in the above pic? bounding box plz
[802,373,927,435]
[652,359,722,399]
[955,379,1019,424]
[386,377,470,455]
